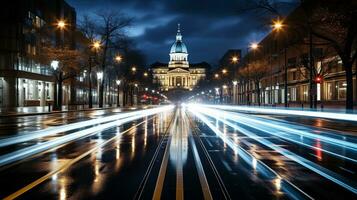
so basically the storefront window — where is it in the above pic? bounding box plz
[338,81,347,100]
[325,82,333,100]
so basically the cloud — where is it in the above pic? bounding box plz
[67,0,295,65]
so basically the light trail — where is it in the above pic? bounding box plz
[0,106,174,148]
[188,104,357,151]
[200,104,357,122]
[187,107,314,200]
[0,106,174,167]
[187,105,357,195]
[3,119,149,200]
[193,106,357,163]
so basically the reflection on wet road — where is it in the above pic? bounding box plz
[0,104,357,199]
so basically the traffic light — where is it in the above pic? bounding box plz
[315,75,322,84]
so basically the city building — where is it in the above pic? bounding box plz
[0,0,77,108]
[151,25,207,91]
[233,8,356,108]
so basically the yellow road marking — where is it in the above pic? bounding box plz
[4,120,148,200]
[176,110,184,200]
[152,111,178,200]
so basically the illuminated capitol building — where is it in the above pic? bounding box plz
[151,24,208,91]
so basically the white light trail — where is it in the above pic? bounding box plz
[189,104,357,151]
[188,109,313,200]
[0,106,174,148]
[188,105,357,195]
[0,106,174,167]
[201,104,357,122]
[194,106,357,162]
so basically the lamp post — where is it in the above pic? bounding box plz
[97,71,103,105]
[116,80,121,107]
[53,20,66,111]
[233,80,238,104]
[87,41,101,108]
[246,42,259,105]
[114,54,122,107]
[272,18,288,107]
[51,60,59,111]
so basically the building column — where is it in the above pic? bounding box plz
[33,80,39,100]
[41,81,46,106]
[3,77,17,107]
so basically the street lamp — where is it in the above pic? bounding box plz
[249,42,259,50]
[51,60,59,70]
[97,71,103,80]
[57,20,66,29]
[231,56,239,64]
[115,55,122,62]
[116,80,121,85]
[232,81,238,86]
[222,69,228,74]
[272,19,284,32]
[145,87,148,91]
[143,72,148,77]
[134,83,138,87]
[131,66,137,72]
[214,73,219,78]
[92,41,101,50]
[272,18,288,107]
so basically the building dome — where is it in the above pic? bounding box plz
[170,23,188,54]
[170,40,188,53]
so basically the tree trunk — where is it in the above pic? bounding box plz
[58,78,63,111]
[99,79,104,108]
[345,61,354,111]
[88,59,93,108]
[256,82,261,106]
[117,84,120,107]
[53,79,58,111]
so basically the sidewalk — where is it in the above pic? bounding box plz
[0,105,120,117]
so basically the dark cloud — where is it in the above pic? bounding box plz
[67,0,296,65]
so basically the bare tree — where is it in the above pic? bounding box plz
[79,15,100,108]
[239,59,269,106]
[33,45,81,110]
[95,11,133,107]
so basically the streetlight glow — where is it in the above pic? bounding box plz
[131,66,137,72]
[272,19,284,31]
[143,72,148,77]
[233,81,238,86]
[116,80,121,85]
[97,72,103,80]
[51,60,59,70]
[214,73,219,78]
[92,41,101,50]
[231,56,239,63]
[57,20,66,29]
[249,42,259,50]
[115,55,122,62]
[222,69,227,74]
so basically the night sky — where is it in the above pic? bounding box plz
[67,0,296,65]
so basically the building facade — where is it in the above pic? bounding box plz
[151,25,206,91]
[232,9,356,108]
[0,0,78,108]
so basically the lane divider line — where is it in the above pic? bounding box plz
[152,110,178,200]
[133,112,175,200]
[184,113,213,200]
[176,110,184,200]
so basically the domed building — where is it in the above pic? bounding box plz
[151,24,207,91]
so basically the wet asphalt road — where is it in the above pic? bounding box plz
[0,105,356,199]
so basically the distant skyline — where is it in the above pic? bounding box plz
[67,0,297,65]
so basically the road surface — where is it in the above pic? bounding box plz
[0,104,356,199]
